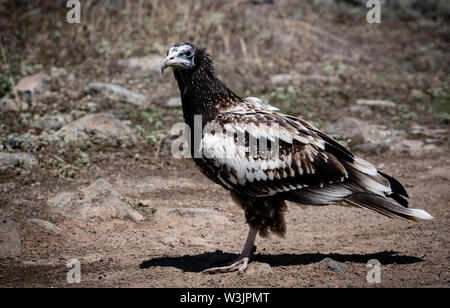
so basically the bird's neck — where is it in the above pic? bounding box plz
[174,64,242,128]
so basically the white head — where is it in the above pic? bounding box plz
[161,43,197,74]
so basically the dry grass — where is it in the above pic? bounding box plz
[0,0,448,124]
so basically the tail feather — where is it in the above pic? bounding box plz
[347,192,434,222]
[377,170,409,207]
[342,157,410,208]
[378,170,409,198]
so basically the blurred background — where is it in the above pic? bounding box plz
[0,0,449,288]
[1,0,449,123]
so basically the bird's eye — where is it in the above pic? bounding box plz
[185,51,192,57]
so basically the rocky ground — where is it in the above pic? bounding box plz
[0,0,449,287]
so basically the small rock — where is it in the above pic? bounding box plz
[48,178,144,222]
[410,124,429,137]
[356,99,396,110]
[422,144,442,153]
[270,73,335,85]
[56,113,137,148]
[165,97,182,108]
[14,73,51,102]
[389,139,442,156]
[22,258,59,266]
[85,82,150,108]
[0,152,38,171]
[249,262,272,274]
[326,117,387,145]
[353,141,390,154]
[410,89,429,101]
[47,191,73,211]
[158,236,180,248]
[410,124,448,139]
[118,54,165,77]
[85,102,99,112]
[390,140,421,155]
[0,97,28,112]
[82,254,103,264]
[0,217,22,259]
[25,218,61,234]
[30,114,71,131]
[321,257,345,272]
[349,105,374,117]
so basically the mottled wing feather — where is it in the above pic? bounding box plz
[199,111,351,198]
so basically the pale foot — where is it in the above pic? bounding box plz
[203,256,250,275]
[203,227,256,275]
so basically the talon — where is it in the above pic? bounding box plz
[203,228,256,275]
[203,257,249,274]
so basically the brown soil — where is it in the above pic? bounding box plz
[0,152,448,288]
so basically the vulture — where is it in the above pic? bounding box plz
[160,42,433,274]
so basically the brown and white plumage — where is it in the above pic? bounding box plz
[161,43,433,273]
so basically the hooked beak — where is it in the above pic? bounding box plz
[160,57,171,75]
[161,53,191,75]
[161,56,182,75]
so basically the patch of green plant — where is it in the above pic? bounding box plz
[148,110,165,122]
[391,103,418,124]
[322,62,347,76]
[0,60,43,97]
[127,199,146,212]
[135,124,159,145]
[20,61,43,77]
[431,95,450,123]
[127,200,157,214]
[0,73,13,98]
[433,95,450,113]
[96,39,113,57]
[265,86,303,109]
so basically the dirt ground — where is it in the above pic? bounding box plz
[0,152,449,288]
[0,1,449,288]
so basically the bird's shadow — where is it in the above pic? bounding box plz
[139,249,423,273]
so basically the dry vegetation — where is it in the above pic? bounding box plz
[1,0,448,181]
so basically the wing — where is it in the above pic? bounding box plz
[199,109,360,200]
[243,97,280,111]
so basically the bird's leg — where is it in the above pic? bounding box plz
[203,227,257,275]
